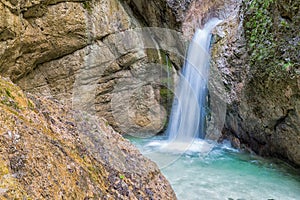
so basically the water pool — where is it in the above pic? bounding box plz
[127,136,300,200]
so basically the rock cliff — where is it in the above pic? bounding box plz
[1,0,200,137]
[0,0,182,136]
[0,76,176,199]
[223,0,300,167]
[1,0,299,168]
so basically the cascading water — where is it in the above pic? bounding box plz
[166,18,222,142]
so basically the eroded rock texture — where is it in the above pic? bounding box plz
[0,0,188,136]
[0,76,176,199]
[203,0,300,167]
[228,0,300,166]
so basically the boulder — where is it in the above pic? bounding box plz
[0,76,176,199]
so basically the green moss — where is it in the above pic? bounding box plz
[0,96,20,110]
[245,0,275,62]
[243,0,298,80]
[5,89,14,99]
[119,174,125,179]
[160,50,173,71]
[82,1,92,13]
[159,87,173,127]
[280,20,289,28]
[27,100,34,110]
[160,88,172,98]
[282,62,294,71]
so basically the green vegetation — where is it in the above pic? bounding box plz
[244,0,298,79]
[160,50,173,71]
[5,89,14,99]
[244,0,275,64]
[82,1,92,13]
[282,61,294,71]
[119,174,125,179]
[0,88,20,110]
[27,100,35,110]
[160,88,172,99]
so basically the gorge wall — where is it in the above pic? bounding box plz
[194,0,299,167]
[125,0,300,167]
[1,0,299,168]
[1,0,186,136]
[222,0,300,167]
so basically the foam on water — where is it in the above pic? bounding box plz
[145,139,216,155]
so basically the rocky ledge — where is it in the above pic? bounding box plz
[0,76,176,199]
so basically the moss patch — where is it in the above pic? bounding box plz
[82,1,93,13]
[244,0,299,79]
[243,0,300,101]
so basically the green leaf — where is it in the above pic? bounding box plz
[119,174,125,179]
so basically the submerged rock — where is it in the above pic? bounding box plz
[0,76,176,199]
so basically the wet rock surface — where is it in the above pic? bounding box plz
[201,0,300,167]
[232,0,300,167]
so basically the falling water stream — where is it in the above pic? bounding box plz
[126,18,300,199]
[166,18,221,141]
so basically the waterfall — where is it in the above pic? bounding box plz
[166,18,221,142]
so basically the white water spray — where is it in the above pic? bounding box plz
[166,18,222,143]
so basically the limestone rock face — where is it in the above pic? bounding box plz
[0,1,88,81]
[0,76,176,199]
[124,0,191,29]
[2,0,299,167]
[232,0,300,166]
[0,0,184,136]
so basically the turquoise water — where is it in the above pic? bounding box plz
[127,136,300,200]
